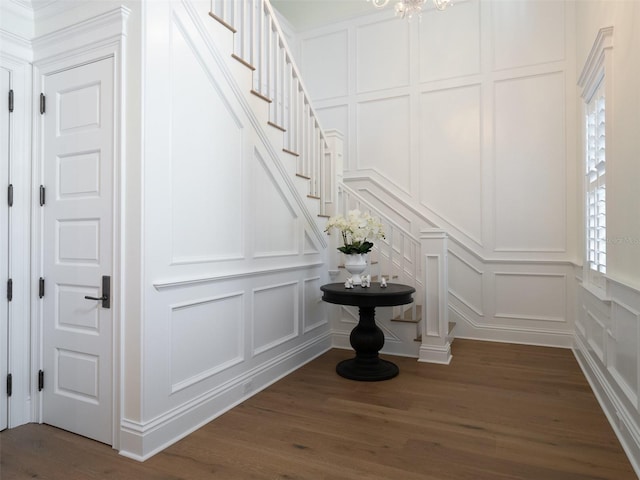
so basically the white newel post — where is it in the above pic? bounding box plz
[418,229,452,364]
[323,130,344,275]
[323,129,343,218]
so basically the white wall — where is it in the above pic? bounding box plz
[294,0,578,346]
[573,1,640,473]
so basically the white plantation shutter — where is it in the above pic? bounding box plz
[585,82,606,278]
[579,26,613,292]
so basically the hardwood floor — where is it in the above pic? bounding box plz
[1,340,637,479]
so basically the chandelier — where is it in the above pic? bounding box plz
[369,0,452,19]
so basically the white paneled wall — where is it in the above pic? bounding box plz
[493,72,567,253]
[575,278,640,472]
[120,0,331,459]
[419,84,482,244]
[573,2,640,471]
[295,0,577,346]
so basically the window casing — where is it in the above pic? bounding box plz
[578,26,613,293]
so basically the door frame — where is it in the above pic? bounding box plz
[0,36,34,430]
[31,7,128,448]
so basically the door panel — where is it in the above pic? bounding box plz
[0,67,10,432]
[42,58,114,444]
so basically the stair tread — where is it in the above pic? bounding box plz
[250,89,272,103]
[391,304,422,323]
[267,120,286,132]
[208,11,236,33]
[283,148,300,157]
[231,53,255,71]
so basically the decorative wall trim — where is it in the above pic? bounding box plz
[153,261,323,290]
[32,6,130,62]
[493,272,567,323]
[585,308,605,363]
[303,276,327,333]
[168,292,245,394]
[0,29,33,61]
[252,281,299,356]
[578,26,614,97]
[449,290,483,318]
[452,303,574,347]
[448,249,484,316]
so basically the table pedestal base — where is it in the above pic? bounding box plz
[336,305,399,382]
[336,357,399,381]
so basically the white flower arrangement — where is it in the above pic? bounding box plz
[324,209,386,254]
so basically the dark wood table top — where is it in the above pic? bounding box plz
[320,282,415,308]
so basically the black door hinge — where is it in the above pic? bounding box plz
[40,93,45,114]
[7,278,12,302]
[38,370,44,391]
[8,184,13,207]
[6,374,12,397]
[39,277,45,298]
[39,185,45,206]
[8,89,14,113]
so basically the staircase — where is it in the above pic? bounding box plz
[207,0,454,363]
[334,184,455,362]
[208,0,333,223]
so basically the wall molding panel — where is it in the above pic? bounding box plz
[494,272,567,323]
[252,282,300,356]
[169,293,245,394]
[490,0,565,71]
[419,0,481,83]
[575,277,640,475]
[303,277,327,333]
[355,17,410,94]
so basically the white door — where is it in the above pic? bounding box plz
[0,67,10,432]
[41,58,114,444]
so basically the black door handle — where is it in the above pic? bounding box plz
[84,276,111,309]
[84,295,108,301]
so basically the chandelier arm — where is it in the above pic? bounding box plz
[432,0,452,11]
[370,0,451,18]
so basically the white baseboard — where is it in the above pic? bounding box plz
[573,334,640,477]
[118,333,332,461]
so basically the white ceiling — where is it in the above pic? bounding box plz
[271,0,390,30]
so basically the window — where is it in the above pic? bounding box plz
[578,26,613,291]
[585,82,606,281]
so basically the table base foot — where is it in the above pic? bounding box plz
[336,358,399,381]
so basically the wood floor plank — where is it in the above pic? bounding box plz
[1,340,636,479]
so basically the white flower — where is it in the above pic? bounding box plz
[325,210,386,254]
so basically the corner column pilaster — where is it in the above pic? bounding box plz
[418,229,452,364]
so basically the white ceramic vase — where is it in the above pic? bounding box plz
[344,253,367,285]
